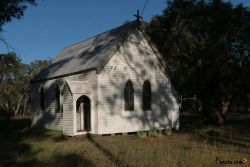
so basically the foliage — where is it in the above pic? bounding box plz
[147,130,161,137]
[0,0,37,47]
[0,0,46,119]
[0,0,37,31]
[0,53,50,119]
[138,130,163,138]
[136,131,147,138]
[148,0,250,123]
[162,129,173,136]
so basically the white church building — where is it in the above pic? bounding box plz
[31,20,179,136]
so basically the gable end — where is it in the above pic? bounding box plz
[96,21,171,81]
[96,24,136,74]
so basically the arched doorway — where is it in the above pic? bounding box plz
[76,95,91,131]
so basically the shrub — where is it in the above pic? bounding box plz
[163,129,172,136]
[137,131,147,138]
[147,130,161,137]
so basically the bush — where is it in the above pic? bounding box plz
[147,130,161,137]
[162,129,172,136]
[137,131,147,138]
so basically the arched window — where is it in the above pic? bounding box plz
[124,79,134,111]
[40,87,45,111]
[55,85,60,113]
[143,80,151,110]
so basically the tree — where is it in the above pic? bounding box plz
[0,0,37,45]
[0,53,20,119]
[0,0,36,31]
[0,52,19,84]
[148,0,250,123]
[28,59,52,79]
[0,53,50,119]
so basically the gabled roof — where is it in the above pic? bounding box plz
[32,20,169,83]
[62,80,91,95]
[32,21,137,82]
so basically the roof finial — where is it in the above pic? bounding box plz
[133,10,142,21]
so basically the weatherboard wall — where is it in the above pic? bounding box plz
[97,29,179,134]
[62,85,74,136]
[31,70,98,134]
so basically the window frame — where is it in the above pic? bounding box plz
[40,86,45,111]
[55,85,61,113]
[143,80,152,111]
[124,79,134,111]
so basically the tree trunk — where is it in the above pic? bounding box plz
[22,95,29,116]
[202,98,230,124]
[14,95,24,115]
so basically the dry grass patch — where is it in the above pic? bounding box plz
[0,113,249,167]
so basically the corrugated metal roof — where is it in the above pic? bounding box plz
[33,21,137,82]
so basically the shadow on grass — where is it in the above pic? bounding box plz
[0,118,44,166]
[0,118,93,167]
[180,111,250,153]
[86,134,129,167]
[16,153,94,167]
[52,133,69,142]
[197,131,250,149]
[0,142,32,167]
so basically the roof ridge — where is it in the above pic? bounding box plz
[62,20,137,50]
[96,23,137,73]
[32,20,140,82]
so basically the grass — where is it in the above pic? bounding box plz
[0,113,249,167]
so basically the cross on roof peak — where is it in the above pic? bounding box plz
[133,10,142,21]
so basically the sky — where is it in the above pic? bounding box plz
[0,0,250,64]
